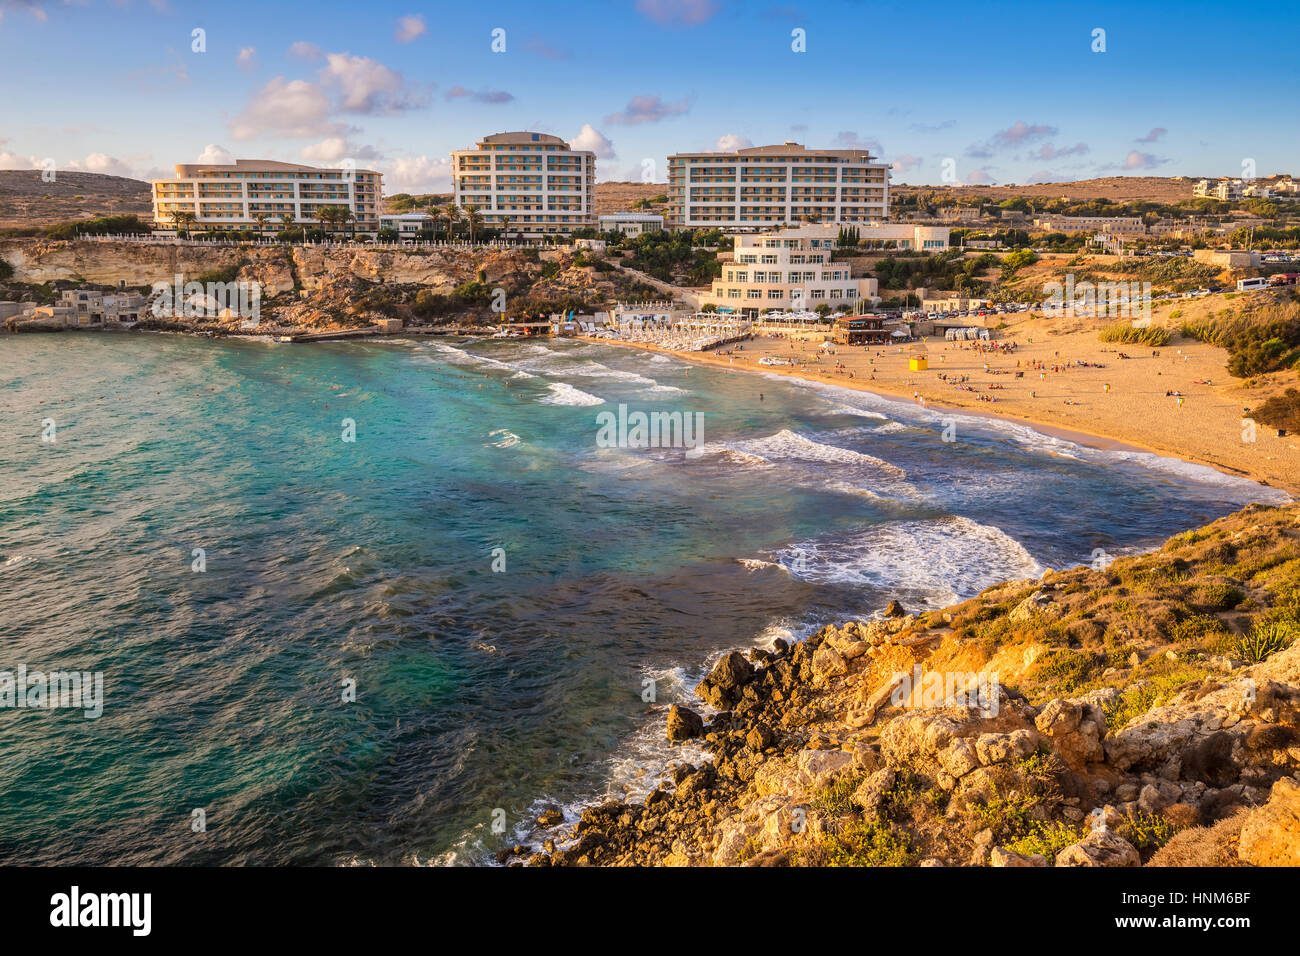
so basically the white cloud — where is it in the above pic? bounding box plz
[991,122,1057,148]
[891,153,923,173]
[66,153,138,178]
[635,0,719,26]
[1124,150,1168,170]
[571,124,617,159]
[229,77,339,140]
[834,131,883,154]
[384,155,452,194]
[287,41,323,60]
[394,14,427,43]
[320,52,430,114]
[1031,142,1089,160]
[715,133,752,151]
[445,86,514,104]
[195,144,235,165]
[301,137,382,163]
[962,168,996,185]
[604,95,690,126]
[236,46,257,70]
[0,151,40,169]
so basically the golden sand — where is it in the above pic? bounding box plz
[586,315,1300,494]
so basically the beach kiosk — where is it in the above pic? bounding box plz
[909,354,929,371]
[833,315,888,346]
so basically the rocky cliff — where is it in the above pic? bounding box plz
[0,239,660,332]
[510,502,1300,867]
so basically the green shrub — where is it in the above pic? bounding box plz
[1254,388,1300,433]
[1003,821,1087,862]
[1032,649,1102,694]
[813,776,861,817]
[798,815,918,867]
[1116,811,1182,852]
[1236,616,1299,662]
[1193,581,1245,611]
[1098,322,1171,346]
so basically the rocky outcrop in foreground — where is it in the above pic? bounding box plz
[508,503,1300,867]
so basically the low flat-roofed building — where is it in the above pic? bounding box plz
[59,289,146,324]
[853,222,950,250]
[1032,216,1146,235]
[1193,248,1260,268]
[379,213,434,235]
[917,288,988,312]
[598,212,664,236]
[833,314,888,344]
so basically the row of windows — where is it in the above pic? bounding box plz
[723,288,856,300]
[729,270,847,283]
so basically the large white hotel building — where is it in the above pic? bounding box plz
[708,224,881,315]
[451,131,596,238]
[151,159,383,231]
[668,142,890,229]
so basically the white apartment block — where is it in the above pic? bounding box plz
[152,159,383,231]
[668,142,890,229]
[707,225,879,316]
[1193,178,1243,201]
[451,131,595,238]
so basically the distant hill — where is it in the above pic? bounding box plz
[0,170,151,228]
[384,182,669,218]
[894,176,1198,205]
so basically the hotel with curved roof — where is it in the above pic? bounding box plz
[451,131,596,238]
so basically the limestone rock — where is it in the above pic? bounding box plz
[811,644,848,683]
[1055,829,1141,867]
[990,847,1048,867]
[666,704,704,742]
[1237,776,1300,866]
[851,768,896,815]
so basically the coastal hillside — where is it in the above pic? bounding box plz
[0,170,151,228]
[517,502,1300,867]
[0,237,663,331]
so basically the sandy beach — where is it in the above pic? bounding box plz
[587,315,1300,494]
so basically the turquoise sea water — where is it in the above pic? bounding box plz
[0,333,1285,864]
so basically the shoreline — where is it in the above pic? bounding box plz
[581,333,1297,495]
[12,323,1291,495]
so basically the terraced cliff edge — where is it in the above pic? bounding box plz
[510,502,1300,867]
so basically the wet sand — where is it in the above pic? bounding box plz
[584,319,1300,494]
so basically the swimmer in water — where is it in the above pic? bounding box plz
[759,393,764,401]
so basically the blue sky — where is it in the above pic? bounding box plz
[0,0,1295,193]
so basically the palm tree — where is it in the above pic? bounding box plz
[173,211,196,236]
[500,215,513,243]
[464,204,483,243]
[337,207,355,241]
[254,213,269,238]
[279,212,295,232]
[443,203,461,241]
[318,206,341,238]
